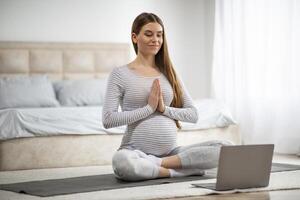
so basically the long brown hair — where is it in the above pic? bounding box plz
[131,12,183,129]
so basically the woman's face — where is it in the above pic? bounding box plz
[132,22,163,56]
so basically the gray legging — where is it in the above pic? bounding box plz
[112,140,233,181]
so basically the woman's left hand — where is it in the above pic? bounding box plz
[157,80,165,113]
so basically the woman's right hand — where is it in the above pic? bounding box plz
[148,79,160,111]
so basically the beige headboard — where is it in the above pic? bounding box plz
[0,42,131,80]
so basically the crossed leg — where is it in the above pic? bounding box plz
[112,140,233,181]
[158,140,233,177]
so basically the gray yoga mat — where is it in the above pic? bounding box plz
[0,163,299,197]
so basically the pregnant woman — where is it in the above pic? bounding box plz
[102,12,231,181]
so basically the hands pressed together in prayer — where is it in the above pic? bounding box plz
[148,79,165,113]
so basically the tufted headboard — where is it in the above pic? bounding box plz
[0,42,131,80]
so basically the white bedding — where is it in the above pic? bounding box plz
[0,99,236,140]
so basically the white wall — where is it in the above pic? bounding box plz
[172,0,215,99]
[0,0,215,99]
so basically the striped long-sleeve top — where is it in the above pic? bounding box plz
[102,65,198,156]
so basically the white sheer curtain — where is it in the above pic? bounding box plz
[212,0,300,154]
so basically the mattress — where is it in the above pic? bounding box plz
[0,106,120,140]
[0,125,241,171]
[0,99,236,140]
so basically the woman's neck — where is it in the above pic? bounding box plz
[132,53,156,69]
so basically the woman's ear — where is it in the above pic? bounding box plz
[132,33,138,44]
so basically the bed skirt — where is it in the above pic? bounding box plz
[0,125,240,171]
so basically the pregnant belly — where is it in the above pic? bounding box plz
[129,114,178,156]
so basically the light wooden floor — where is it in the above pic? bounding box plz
[168,189,300,200]
[164,154,300,200]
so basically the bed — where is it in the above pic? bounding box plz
[0,42,241,171]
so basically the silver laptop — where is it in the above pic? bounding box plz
[192,144,274,191]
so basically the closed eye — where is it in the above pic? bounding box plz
[144,30,163,37]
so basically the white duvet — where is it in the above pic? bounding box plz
[0,99,236,140]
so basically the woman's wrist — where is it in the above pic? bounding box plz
[158,105,165,113]
[146,104,156,113]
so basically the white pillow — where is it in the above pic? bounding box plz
[54,78,107,106]
[180,98,237,130]
[0,75,59,109]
